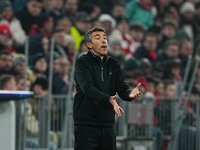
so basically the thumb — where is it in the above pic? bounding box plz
[137,83,141,89]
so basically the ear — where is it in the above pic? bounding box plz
[86,42,92,49]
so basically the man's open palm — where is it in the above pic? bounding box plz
[129,83,142,99]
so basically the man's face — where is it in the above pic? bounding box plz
[165,84,177,97]
[64,0,78,14]
[87,31,108,57]
[165,44,179,57]
[27,1,43,17]
[0,54,12,71]
[144,36,157,51]
[0,34,10,46]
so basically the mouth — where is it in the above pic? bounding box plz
[101,45,107,49]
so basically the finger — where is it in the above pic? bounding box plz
[137,83,141,89]
[119,107,124,114]
[112,95,117,99]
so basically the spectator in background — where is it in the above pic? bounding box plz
[62,0,78,21]
[122,57,140,79]
[153,0,171,24]
[78,40,89,57]
[70,12,91,50]
[30,53,47,78]
[0,74,16,90]
[12,55,25,76]
[163,58,182,82]
[29,12,54,38]
[178,39,193,75]
[111,2,125,19]
[47,0,63,23]
[169,0,183,20]
[0,50,13,75]
[98,14,116,36]
[0,24,15,52]
[0,0,26,51]
[125,0,156,30]
[63,34,75,62]
[16,75,32,91]
[156,39,180,68]
[53,28,67,57]
[157,18,178,52]
[140,58,153,77]
[54,17,72,34]
[109,16,132,60]
[134,32,158,63]
[129,23,145,55]
[28,34,50,63]
[175,1,200,50]
[15,0,44,34]
[108,38,125,65]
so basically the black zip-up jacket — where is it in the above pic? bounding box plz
[74,51,134,127]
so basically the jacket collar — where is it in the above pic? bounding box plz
[88,50,108,64]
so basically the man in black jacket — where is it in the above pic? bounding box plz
[74,26,142,150]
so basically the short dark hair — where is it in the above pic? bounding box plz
[85,26,105,44]
[32,77,48,90]
[0,74,15,90]
[0,50,12,58]
[163,39,179,51]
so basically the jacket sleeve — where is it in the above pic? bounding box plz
[115,61,134,101]
[75,58,111,103]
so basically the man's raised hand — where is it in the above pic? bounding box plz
[129,83,142,99]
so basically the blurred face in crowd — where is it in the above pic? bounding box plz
[59,57,70,75]
[53,31,66,45]
[117,20,129,34]
[0,54,12,71]
[42,18,54,34]
[16,78,31,91]
[143,35,157,51]
[1,7,13,20]
[75,21,91,34]
[160,0,171,6]
[162,25,176,38]
[111,5,125,18]
[51,0,63,11]
[101,21,112,35]
[165,44,179,58]
[90,5,101,19]
[42,36,49,53]
[35,58,47,73]
[155,82,165,96]
[64,0,78,14]
[53,58,61,73]
[5,78,17,90]
[15,62,25,75]
[165,84,177,97]
[179,40,193,56]
[27,1,43,17]
[130,30,144,42]
[87,31,108,58]
[0,33,11,46]
[56,18,72,34]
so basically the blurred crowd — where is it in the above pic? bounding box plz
[0,0,200,149]
[0,0,199,98]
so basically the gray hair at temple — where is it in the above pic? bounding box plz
[84,26,106,48]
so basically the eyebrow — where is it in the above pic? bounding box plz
[94,33,107,38]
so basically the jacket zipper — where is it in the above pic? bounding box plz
[100,57,110,82]
[101,64,104,82]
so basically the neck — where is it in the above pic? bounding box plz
[91,50,104,61]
